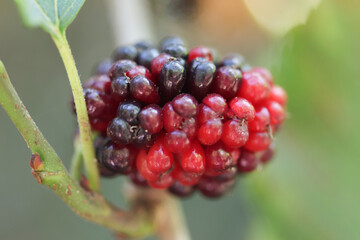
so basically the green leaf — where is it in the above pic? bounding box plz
[14,0,85,37]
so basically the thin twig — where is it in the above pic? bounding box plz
[0,61,154,238]
[52,35,100,192]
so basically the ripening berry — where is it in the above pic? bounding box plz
[212,66,242,100]
[109,60,137,79]
[172,162,201,186]
[172,94,198,118]
[126,65,154,83]
[202,94,228,116]
[164,130,191,154]
[138,104,163,134]
[169,181,195,197]
[148,173,174,189]
[151,53,172,81]
[129,75,160,104]
[237,150,258,173]
[204,142,234,176]
[197,176,235,198]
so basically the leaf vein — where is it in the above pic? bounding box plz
[60,0,78,24]
[32,0,55,25]
[54,0,59,27]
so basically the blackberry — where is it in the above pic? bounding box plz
[112,45,138,61]
[129,75,159,104]
[160,36,185,50]
[93,58,113,75]
[137,48,160,69]
[107,117,133,144]
[108,101,162,148]
[109,60,137,79]
[129,170,149,187]
[100,141,136,174]
[117,101,141,125]
[187,58,216,100]
[163,44,188,58]
[132,127,155,149]
[159,59,186,102]
[169,181,194,197]
[111,75,130,100]
[135,40,153,51]
[72,37,288,199]
[218,54,244,69]
[83,88,107,118]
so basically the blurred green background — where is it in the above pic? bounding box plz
[0,0,359,239]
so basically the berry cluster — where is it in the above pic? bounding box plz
[74,37,287,198]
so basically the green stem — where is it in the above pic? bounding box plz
[52,34,100,192]
[71,134,83,181]
[0,61,154,237]
[0,62,63,172]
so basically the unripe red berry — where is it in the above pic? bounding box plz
[238,71,270,105]
[181,141,206,174]
[126,65,154,83]
[151,53,171,82]
[188,46,213,63]
[147,137,174,174]
[136,150,160,181]
[244,131,271,152]
[250,67,274,86]
[269,85,287,106]
[266,101,286,125]
[229,97,255,121]
[197,119,223,145]
[197,104,218,125]
[221,119,249,148]
[248,106,270,132]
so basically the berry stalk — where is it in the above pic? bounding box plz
[52,35,100,192]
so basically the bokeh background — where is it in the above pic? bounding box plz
[1,0,359,239]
